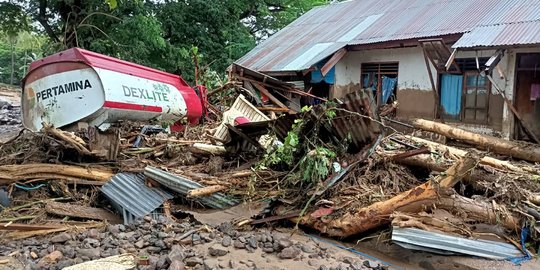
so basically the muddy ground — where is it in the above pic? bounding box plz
[0,84,22,143]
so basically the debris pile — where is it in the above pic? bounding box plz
[1,67,540,269]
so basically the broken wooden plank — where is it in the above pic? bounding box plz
[45,201,121,223]
[0,164,113,183]
[0,223,62,231]
[321,48,347,76]
[252,82,290,111]
[7,222,102,240]
[187,185,227,198]
[387,147,430,161]
[410,118,540,162]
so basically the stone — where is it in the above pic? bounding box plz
[319,266,329,270]
[185,257,203,267]
[87,229,100,239]
[82,238,100,248]
[30,252,38,259]
[278,238,293,249]
[278,247,301,259]
[56,259,74,269]
[233,240,245,249]
[167,245,184,263]
[107,224,121,234]
[308,260,318,267]
[247,236,258,249]
[363,260,379,269]
[221,236,232,247]
[301,244,316,253]
[40,251,63,264]
[263,247,274,253]
[158,232,169,239]
[135,240,146,249]
[208,245,228,257]
[203,258,218,270]
[228,260,236,268]
[168,260,185,270]
[50,233,71,243]
[157,256,168,269]
[77,248,100,259]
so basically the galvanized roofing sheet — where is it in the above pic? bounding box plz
[101,173,173,219]
[453,20,540,48]
[236,0,540,72]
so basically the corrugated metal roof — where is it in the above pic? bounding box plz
[101,173,173,224]
[453,20,540,48]
[392,227,525,260]
[236,0,540,72]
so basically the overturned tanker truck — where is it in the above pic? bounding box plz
[21,48,206,132]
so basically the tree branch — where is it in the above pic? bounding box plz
[37,0,60,42]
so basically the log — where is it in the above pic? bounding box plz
[410,118,540,163]
[45,201,121,223]
[0,164,113,183]
[395,134,538,175]
[190,143,227,155]
[299,154,479,237]
[187,185,227,198]
[43,126,92,156]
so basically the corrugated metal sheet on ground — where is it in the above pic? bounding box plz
[453,20,540,48]
[235,0,540,72]
[144,167,238,209]
[392,227,524,260]
[101,173,173,224]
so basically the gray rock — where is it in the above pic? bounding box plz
[56,259,74,269]
[82,238,100,248]
[363,260,379,269]
[247,236,258,249]
[221,236,232,247]
[308,260,318,266]
[157,256,168,269]
[233,240,245,249]
[87,229,100,239]
[168,260,185,270]
[319,266,329,270]
[107,224,121,234]
[167,245,184,263]
[77,248,100,259]
[184,257,203,267]
[263,247,274,253]
[50,233,71,243]
[278,247,301,259]
[203,258,218,270]
[208,245,228,257]
[158,232,169,239]
[228,260,236,268]
[278,238,293,249]
[301,244,316,253]
[135,240,146,249]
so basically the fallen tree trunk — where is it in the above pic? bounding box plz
[394,134,539,175]
[0,164,113,183]
[298,154,479,237]
[187,185,227,198]
[45,201,121,223]
[410,118,540,163]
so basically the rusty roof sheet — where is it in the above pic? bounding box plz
[236,0,540,72]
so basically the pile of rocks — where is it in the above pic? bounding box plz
[0,216,389,270]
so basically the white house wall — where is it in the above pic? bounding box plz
[333,46,513,136]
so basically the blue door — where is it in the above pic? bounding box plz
[440,74,463,119]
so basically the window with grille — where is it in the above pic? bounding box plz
[361,62,399,105]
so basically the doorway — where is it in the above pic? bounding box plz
[514,53,540,141]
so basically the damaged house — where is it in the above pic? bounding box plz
[235,0,540,141]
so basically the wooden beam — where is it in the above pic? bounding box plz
[252,82,289,110]
[45,201,122,223]
[321,48,347,76]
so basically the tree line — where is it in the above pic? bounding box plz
[0,0,333,87]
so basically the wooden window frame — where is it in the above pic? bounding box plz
[361,62,399,107]
[461,71,490,124]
